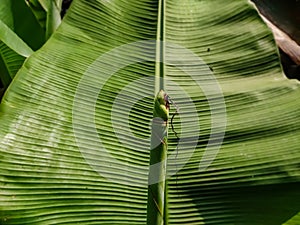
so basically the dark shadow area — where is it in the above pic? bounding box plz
[251,0,300,81]
[251,0,300,44]
[61,0,73,18]
[179,181,300,225]
[0,81,4,100]
[279,49,300,80]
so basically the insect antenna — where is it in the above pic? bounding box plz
[165,94,180,193]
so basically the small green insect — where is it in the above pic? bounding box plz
[164,93,179,142]
[152,90,179,145]
[153,90,169,121]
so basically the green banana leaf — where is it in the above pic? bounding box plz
[0,0,300,224]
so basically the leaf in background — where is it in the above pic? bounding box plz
[45,0,62,39]
[8,0,45,51]
[0,0,45,96]
[0,0,14,29]
[26,0,63,39]
[0,41,27,87]
[25,0,47,30]
[0,0,299,224]
[0,20,33,57]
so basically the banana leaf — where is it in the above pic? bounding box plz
[0,0,299,224]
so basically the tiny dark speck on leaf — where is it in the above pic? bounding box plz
[207,48,210,52]
[209,66,213,71]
